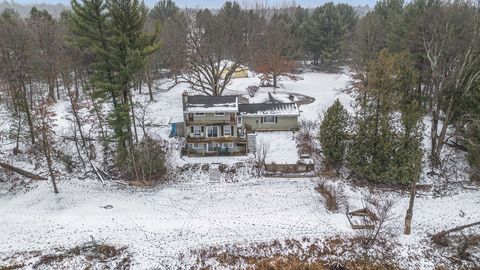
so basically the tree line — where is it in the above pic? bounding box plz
[0,0,361,189]
[0,0,479,190]
[319,0,479,187]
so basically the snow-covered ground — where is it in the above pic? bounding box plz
[256,131,298,164]
[226,71,353,121]
[1,71,479,269]
[1,176,479,269]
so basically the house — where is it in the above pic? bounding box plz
[238,103,300,132]
[220,63,249,79]
[181,92,300,156]
[182,93,247,156]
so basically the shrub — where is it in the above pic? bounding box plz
[120,136,168,183]
[315,181,345,213]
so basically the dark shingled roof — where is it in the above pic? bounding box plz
[186,95,237,107]
[238,103,299,116]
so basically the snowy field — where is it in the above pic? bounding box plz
[1,176,479,269]
[1,71,479,269]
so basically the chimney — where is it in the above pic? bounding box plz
[182,91,188,109]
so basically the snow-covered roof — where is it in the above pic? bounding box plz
[184,95,238,113]
[238,103,300,117]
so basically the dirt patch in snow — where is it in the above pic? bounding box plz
[188,237,403,270]
[0,240,130,270]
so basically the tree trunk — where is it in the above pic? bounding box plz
[273,73,277,91]
[15,110,21,152]
[129,92,139,144]
[48,78,56,103]
[56,77,60,100]
[74,70,80,99]
[46,150,59,194]
[40,114,59,193]
[22,83,35,145]
[0,161,47,180]
[147,73,154,101]
[404,180,417,235]
[432,221,480,241]
[433,96,455,166]
[430,109,440,167]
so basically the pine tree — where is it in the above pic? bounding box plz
[149,0,178,23]
[394,101,424,184]
[347,49,422,184]
[302,3,357,65]
[319,99,349,169]
[69,0,158,169]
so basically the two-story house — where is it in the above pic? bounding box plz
[182,93,247,155]
[182,92,300,156]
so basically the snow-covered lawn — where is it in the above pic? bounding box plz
[256,131,299,164]
[0,178,344,268]
[1,178,479,269]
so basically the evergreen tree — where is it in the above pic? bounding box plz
[149,0,178,23]
[319,99,349,169]
[302,2,357,65]
[394,101,424,184]
[348,49,422,184]
[69,0,159,169]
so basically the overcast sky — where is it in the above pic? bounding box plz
[9,0,375,8]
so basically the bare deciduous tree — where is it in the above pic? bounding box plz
[34,97,59,193]
[355,196,395,254]
[180,4,250,96]
[423,3,480,167]
[253,140,270,177]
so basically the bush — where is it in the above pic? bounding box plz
[120,136,168,183]
[315,181,345,213]
[319,99,348,169]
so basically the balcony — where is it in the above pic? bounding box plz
[185,119,236,126]
[182,145,247,157]
[186,134,239,143]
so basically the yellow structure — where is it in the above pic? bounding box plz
[220,65,249,79]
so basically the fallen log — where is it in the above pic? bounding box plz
[432,221,480,242]
[0,161,47,180]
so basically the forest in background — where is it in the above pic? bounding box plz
[0,0,479,189]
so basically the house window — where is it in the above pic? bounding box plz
[192,143,203,149]
[214,112,225,116]
[225,143,234,148]
[193,126,201,136]
[195,112,205,116]
[237,116,242,125]
[224,125,231,136]
[263,116,276,123]
[206,126,219,137]
[207,143,218,152]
